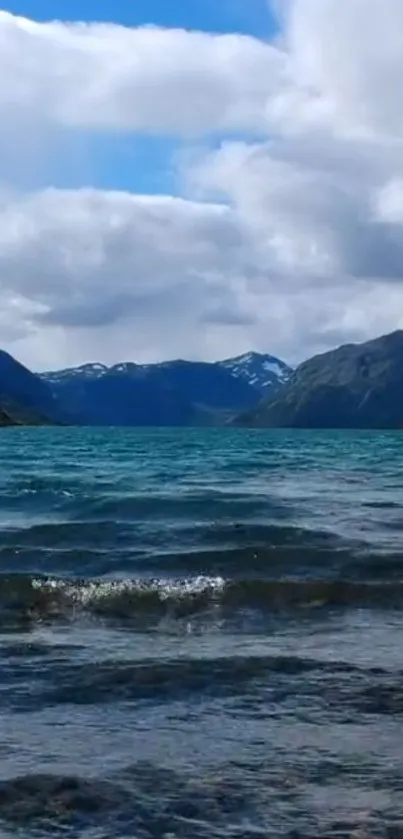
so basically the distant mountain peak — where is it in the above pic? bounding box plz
[217,351,292,394]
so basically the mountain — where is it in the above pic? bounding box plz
[41,358,267,426]
[235,330,403,429]
[217,352,292,394]
[0,350,62,425]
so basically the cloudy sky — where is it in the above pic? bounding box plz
[1,0,403,370]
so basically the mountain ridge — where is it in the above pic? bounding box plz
[40,353,288,426]
[235,330,403,429]
[42,351,291,397]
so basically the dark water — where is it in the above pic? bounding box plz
[1,428,403,838]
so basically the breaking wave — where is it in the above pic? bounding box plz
[2,573,403,628]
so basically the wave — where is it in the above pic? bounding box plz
[0,486,282,522]
[0,763,255,836]
[2,627,401,719]
[0,518,385,579]
[1,762,401,838]
[0,773,128,827]
[1,574,403,629]
[2,651,356,712]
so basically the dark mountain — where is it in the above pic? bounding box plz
[0,351,62,425]
[216,352,292,395]
[41,359,264,426]
[235,330,403,429]
[0,399,55,426]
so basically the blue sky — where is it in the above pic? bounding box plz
[4,0,277,37]
[2,0,278,195]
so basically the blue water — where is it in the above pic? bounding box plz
[1,427,403,838]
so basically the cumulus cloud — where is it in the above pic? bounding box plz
[0,11,283,136]
[1,2,403,367]
[0,188,264,367]
[186,135,403,282]
[2,185,403,371]
[0,1,402,140]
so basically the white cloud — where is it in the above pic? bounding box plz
[2,185,403,371]
[282,0,403,139]
[1,1,402,141]
[0,11,283,136]
[186,135,403,282]
[1,2,403,368]
[0,188,263,368]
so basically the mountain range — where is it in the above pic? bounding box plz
[0,350,291,427]
[3,331,403,429]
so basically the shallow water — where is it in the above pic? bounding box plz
[1,427,403,837]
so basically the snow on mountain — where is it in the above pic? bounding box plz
[42,363,109,382]
[110,362,139,375]
[217,352,292,394]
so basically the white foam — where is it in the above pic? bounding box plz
[31,576,227,605]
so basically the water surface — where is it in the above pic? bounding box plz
[1,428,403,838]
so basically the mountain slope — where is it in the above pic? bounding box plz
[217,352,292,394]
[144,360,261,411]
[0,351,62,424]
[235,330,403,429]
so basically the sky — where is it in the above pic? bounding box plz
[1,0,403,370]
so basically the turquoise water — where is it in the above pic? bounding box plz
[1,427,403,837]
